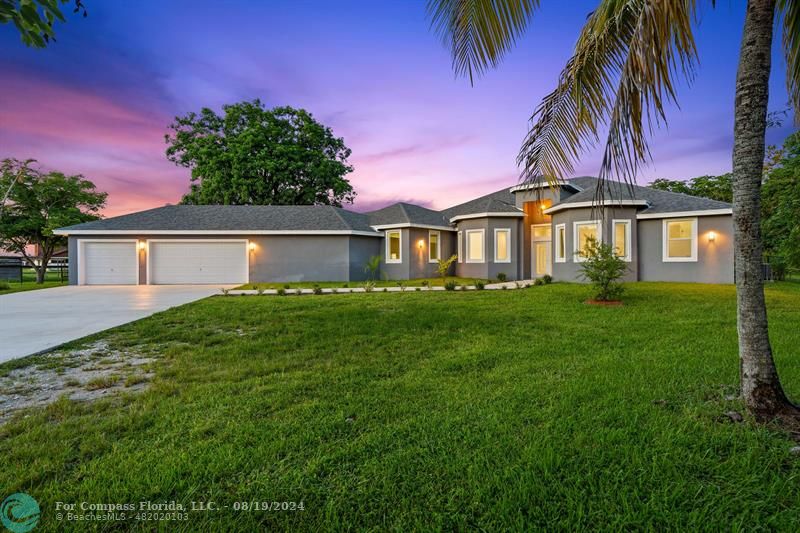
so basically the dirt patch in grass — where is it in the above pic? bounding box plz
[0,340,156,423]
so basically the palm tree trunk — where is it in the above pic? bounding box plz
[733,0,797,420]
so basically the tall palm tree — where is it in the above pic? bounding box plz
[428,0,800,421]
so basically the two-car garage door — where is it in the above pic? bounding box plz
[80,240,248,285]
[148,241,248,284]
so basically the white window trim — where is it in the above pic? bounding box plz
[493,228,511,263]
[457,231,463,263]
[554,223,566,263]
[662,217,698,262]
[77,239,140,286]
[385,230,402,264]
[465,229,485,263]
[573,220,602,263]
[428,230,441,263]
[612,219,632,263]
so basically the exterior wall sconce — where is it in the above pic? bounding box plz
[138,241,146,251]
[708,231,716,243]
[417,239,425,249]
[249,242,256,252]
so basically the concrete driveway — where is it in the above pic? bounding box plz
[0,285,231,363]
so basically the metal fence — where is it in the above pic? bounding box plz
[0,256,68,283]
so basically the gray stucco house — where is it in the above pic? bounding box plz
[55,176,734,285]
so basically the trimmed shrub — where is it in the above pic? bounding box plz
[444,280,457,291]
[474,280,485,290]
[0,281,11,291]
[283,284,291,289]
[313,284,323,295]
[533,278,544,286]
[496,272,507,282]
[578,237,627,301]
[277,288,286,296]
[542,274,553,284]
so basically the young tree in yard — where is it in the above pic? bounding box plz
[0,0,86,47]
[0,159,106,283]
[166,101,356,207]
[577,238,628,302]
[436,254,458,280]
[428,0,800,421]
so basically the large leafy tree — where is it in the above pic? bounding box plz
[0,0,86,47]
[166,101,356,207]
[0,159,106,283]
[762,131,800,269]
[428,0,800,421]
[650,174,733,203]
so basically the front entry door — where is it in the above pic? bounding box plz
[531,224,552,277]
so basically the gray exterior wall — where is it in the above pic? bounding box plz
[454,217,522,280]
[378,228,456,280]
[550,207,639,283]
[638,215,734,283]
[349,236,382,282]
[68,234,382,285]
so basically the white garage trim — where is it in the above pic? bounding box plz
[78,239,139,286]
[146,239,249,285]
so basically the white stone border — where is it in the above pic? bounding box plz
[223,280,538,296]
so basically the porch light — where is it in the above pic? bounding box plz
[418,239,424,249]
[138,241,146,251]
[708,231,716,243]
[249,242,256,252]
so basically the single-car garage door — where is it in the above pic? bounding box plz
[81,241,138,285]
[148,240,248,284]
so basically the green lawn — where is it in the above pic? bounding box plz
[238,276,489,290]
[2,282,800,530]
[0,268,67,294]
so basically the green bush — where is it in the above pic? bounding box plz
[496,272,507,282]
[283,284,291,289]
[533,278,544,286]
[313,284,323,295]
[577,237,628,301]
[444,280,457,291]
[363,281,375,292]
[277,288,286,296]
[421,280,430,288]
[542,274,553,284]
[474,280,485,290]
[770,255,787,281]
[0,281,10,291]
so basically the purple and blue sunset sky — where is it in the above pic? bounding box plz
[1,1,794,216]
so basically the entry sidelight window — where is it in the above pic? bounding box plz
[386,230,402,263]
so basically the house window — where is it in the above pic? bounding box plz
[457,231,463,263]
[494,228,511,263]
[612,219,631,262]
[555,224,566,263]
[663,218,697,262]
[465,229,485,263]
[386,230,402,263]
[428,231,440,262]
[573,220,601,262]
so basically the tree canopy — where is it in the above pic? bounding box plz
[0,158,106,282]
[762,131,800,270]
[0,0,86,47]
[649,174,733,203]
[165,101,356,207]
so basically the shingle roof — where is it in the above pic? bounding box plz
[441,188,521,220]
[364,202,451,227]
[552,176,732,214]
[56,205,380,234]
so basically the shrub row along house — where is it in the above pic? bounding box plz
[55,177,733,285]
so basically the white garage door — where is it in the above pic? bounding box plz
[82,241,138,285]
[149,241,248,284]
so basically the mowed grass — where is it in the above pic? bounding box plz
[237,276,489,290]
[2,282,800,531]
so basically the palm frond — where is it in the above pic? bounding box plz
[427,0,540,85]
[519,0,699,198]
[779,0,800,123]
